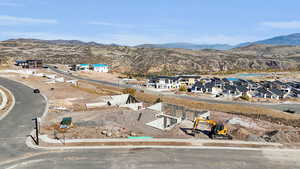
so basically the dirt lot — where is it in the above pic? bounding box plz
[211,112,300,143]
[40,107,194,140]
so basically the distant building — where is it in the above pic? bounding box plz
[15,60,43,69]
[177,75,201,86]
[77,64,90,71]
[25,60,43,69]
[71,64,110,72]
[147,76,180,89]
[15,60,27,67]
[91,64,109,72]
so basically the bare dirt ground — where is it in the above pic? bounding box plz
[53,64,123,83]
[40,107,193,140]
[74,71,121,84]
[211,112,300,143]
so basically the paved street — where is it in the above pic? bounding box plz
[0,77,46,163]
[1,149,300,169]
[0,77,300,169]
[49,66,300,113]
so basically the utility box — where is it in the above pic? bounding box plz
[60,117,72,129]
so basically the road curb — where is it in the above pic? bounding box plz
[0,85,15,121]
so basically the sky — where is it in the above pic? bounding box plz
[0,0,300,45]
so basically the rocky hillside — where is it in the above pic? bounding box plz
[1,39,300,75]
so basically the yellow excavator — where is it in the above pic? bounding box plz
[192,117,232,139]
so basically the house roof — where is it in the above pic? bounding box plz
[92,64,109,67]
[154,76,180,80]
[292,88,300,94]
[236,85,248,93]
[79,64,89,66]
[177,75,201,79]
[16,60,26,63]
[257,87,273,95]
[269,88,284,96]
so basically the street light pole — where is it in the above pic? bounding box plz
[32,117,39,145]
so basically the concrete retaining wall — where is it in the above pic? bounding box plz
[162,103,208,121]
[120,103,143,111]
[86,102,107,109]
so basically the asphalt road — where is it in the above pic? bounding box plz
[1,76,300,169]
[0,77,46,163]
[49,66,300,113]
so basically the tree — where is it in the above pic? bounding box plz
[155,97,163,103]
[179,85,187,92]
[122,88,136,95]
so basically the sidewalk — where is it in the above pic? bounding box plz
[25,134,293,150]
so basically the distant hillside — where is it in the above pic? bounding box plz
[2,39,300,76]
[5,38,105,46]
[136,43,234,50]
[237,33,300,47]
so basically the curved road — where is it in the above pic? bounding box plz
[0,77,300,169]
[49,66,300,113]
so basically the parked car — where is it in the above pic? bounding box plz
[33,89,40,93]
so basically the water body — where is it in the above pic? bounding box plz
[237,73,269,77]
[226,77,239,81]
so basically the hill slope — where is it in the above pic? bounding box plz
[136,43,234,50]
[1,39,300,75]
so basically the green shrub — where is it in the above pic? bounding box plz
[179,85,187,92]
[155,97,163,103]
[123,88,136,95]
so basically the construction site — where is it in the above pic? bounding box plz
[1,65,300,145]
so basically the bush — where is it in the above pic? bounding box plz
[155,97,163,103]
[240,94,250,101]
[179,85,187,92]
[123,88,136,95]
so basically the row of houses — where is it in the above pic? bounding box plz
[147,75,300,100]
[147,75,202,89]
[15,60,43,69]
[191,78,300,99]
[70,64,110,72]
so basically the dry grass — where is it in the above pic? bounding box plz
[71,81,122,95]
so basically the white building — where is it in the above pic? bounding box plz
[77,64,90,71]
[91,64,109,72]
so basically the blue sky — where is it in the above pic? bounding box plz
[0,0,299,45]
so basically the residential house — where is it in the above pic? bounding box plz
[91,64,109,72]
[291,88,300,98]
[223,85,241,96]
[177,75,201,86]
[147,76,180,89]
[76,64,91,71]
[269,88,286,99]
[256,87,279,99]
[191,81,221,94]
[15,60,27,67]
[25,60,43,69]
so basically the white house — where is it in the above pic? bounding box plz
[147,76,180,89]
[91,64,109,72]
[77,64,90,71]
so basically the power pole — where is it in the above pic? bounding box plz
[30,117,39,145]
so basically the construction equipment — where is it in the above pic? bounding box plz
[192,117,232,139]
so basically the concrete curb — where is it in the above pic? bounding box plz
[0,87,8,110]
[26,140,299,151]
[37,134,281,145]
[0,85,15,121]
[24,132,291,151]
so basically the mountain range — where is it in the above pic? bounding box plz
[136,33,300,50]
